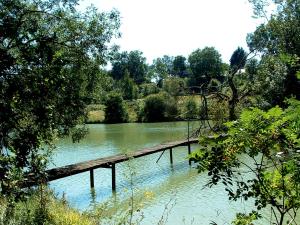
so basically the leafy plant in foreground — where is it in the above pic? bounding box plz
[191,99,300,225]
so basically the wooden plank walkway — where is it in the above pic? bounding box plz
[27,138,199,191]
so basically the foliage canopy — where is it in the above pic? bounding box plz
[247,0,300,99]
[0,0,120,197]
[111,50,148,84]
[188,47,223,87]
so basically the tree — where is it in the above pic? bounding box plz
[247,0,300,100]
[110,51,128,80]
[173,55,187,77]
[149,55,175,85]
[104,92,129,123]
[188,47,224,88]
[245,58,259,81]
[208,47,251,122]
[162,77,186,96]
[150,57,170,84]
[191,99,300,225]
[161,55,174,75]
[230,47,247,71]
[120,70,138,100]
[0,0,120,198]
[111,50,148,84]
[94,71,116,104]
[127,50,148,84]
[138,82,160,97]
[228,47,248,120]
[253,55,287,107]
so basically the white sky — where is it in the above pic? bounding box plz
[79,0,262,64]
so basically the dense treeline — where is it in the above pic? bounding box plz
[89,29,299,123]
[92,39,298,123]
[91,47,226,104]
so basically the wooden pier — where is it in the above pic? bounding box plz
[28,138,198,191]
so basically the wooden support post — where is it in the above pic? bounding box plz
[90,169,94,188]
[111,163,116,192]
[187,118,191,166]
[188,143,191,166]
[156,150,166,163]
[169,148,173,164]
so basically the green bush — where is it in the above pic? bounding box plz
[163,94,179,121]
[142,94,166,122]
[208,98,228,129]
[162,77,186,96]
[141,92,178,122]
[183,98,198,119]
[207,78,221,92]
[104,92,129,123]
[138,83,160,98]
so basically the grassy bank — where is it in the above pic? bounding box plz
[0,187,155,225]
[86,104,106,124]
[0,191,94,225]
[85,102,138,123]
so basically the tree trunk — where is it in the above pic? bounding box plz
[279,212,285,225]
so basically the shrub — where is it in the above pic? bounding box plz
[162,77,186,96]
[207,98,228,130]
[207,78,221,92]
[138,83,160,98]
[183,98,198,119]
[141,92,178,122]
[142,94,166,122]
[104,92,129,123]
[163,94,179,121]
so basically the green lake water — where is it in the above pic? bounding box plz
[50,122,274,224]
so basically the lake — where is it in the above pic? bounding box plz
[50,122,270,224]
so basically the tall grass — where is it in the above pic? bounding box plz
[0,189,94,225]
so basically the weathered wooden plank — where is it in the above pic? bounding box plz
[44,138,198,182]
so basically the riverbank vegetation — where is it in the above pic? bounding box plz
[0,0,299,224]
[190,0,300,224]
